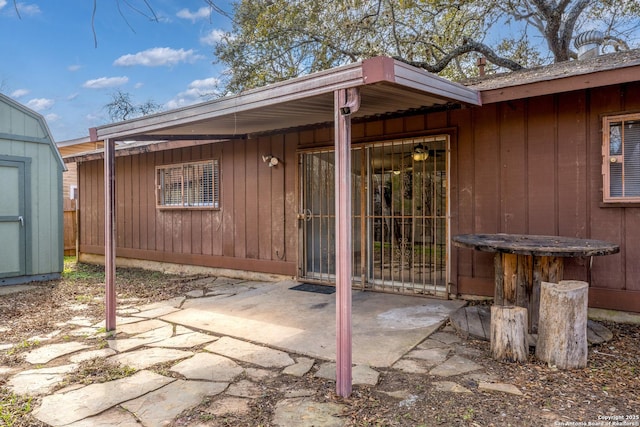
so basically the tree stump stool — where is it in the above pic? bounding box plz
[535,280,588,369]
[490,305,528,362]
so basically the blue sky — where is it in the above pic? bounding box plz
[0,1,233,141]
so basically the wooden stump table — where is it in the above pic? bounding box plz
[452,234,619,334]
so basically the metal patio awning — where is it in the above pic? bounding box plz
[93,56,480,142]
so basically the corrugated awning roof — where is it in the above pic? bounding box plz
[92,56,481,142]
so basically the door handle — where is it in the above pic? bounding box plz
[297,209,312,222]
[18,216,24,227]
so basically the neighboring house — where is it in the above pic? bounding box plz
[57,136,103,201]
[0,93,65,285]
[66,48,640,314]
[57,136,105,256]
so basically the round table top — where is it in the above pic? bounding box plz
[452,233,620,257]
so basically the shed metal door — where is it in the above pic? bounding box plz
[0,159,26,278]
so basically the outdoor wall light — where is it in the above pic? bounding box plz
[262,154,280,167]
[412,144,429,161]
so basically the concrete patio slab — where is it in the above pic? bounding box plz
[162,280,464,367]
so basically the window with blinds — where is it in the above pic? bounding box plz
[156,160,219,208]
[603,114,640,203]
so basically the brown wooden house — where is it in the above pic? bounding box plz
[66,50,640,315]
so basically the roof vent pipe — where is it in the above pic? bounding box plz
[574,30,604,60]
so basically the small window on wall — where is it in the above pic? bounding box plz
[603,113,640,202]
[156,160,219,209]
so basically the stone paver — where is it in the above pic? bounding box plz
[24,341,91,364]
[392,359,430,374]
[108,347,193,370]
[65,316,95,327]
[352,365,380,386]
[32,370,174,426]
[226,379,263,398]
[314,363,379,385]
[170,352,244,382]
[69,348,117,363]
[116,319,168,335]
[207,396,251,416]
[121,379,227,426]
[416,338,451,350]
[8,364,78,395]
[148,331,218,348]
[405,347,450,364]
[429,355,483,377]
[132,305,181,319]
[92,316,144,329]
[282,357,315,377]
[430,331,462,345]
[206,337,295,368]
[478,381,524,395]
[65,407,141,427]
[272,398,347,427]
[107,326,174,352]
[136,296,185,311]
[433,380,473,393]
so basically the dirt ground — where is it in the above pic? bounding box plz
[1,260,639,426]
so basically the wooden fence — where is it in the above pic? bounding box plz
[63,199,77,256]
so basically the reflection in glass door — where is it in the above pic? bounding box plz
[299,136,448,298]
[365,137,449,296]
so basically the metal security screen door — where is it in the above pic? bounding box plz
[0,159,27,278]
[299,136,450,297]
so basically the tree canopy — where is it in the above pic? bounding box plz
[213,0,640,93]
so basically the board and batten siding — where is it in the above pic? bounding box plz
[451,82,640,312]
[78,136,298,276]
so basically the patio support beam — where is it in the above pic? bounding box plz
[104,137,117,331]
[334,87,360,398]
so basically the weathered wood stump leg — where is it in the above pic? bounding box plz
[530,256,563,334]
[490,305,528,362]
[535,280,588,369]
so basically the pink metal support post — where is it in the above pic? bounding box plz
[334,88,360,398]
[104,138,117,331]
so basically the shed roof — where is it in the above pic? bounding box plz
[0,93,65,170]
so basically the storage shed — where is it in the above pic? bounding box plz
[0,93,65,285]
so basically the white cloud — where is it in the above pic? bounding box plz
[45,113,60,122]
[200,29,226,46]
[68,64,82,72]
[82,76,129,89]
[165,77,220,109]
[67,93,79,101]
[0,1,7,10]
[11,88,29,98]
[134,82,144,89]
[26,98,54,111]
[113,47,204,67]
[16,2,41,16]
[176,6,210,22]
